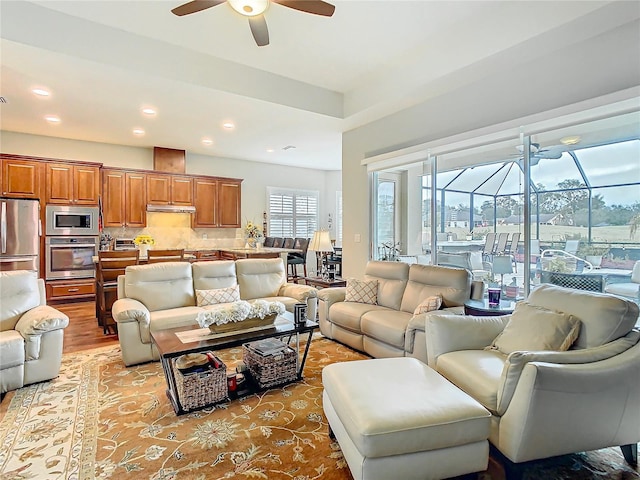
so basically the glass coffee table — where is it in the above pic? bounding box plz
[151,312,318,415]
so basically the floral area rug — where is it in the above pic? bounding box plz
[0,337,638,480]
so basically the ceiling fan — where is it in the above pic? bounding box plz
[511,143,563,166]
[171,0,336,47]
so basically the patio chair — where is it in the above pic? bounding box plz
[494,232,509,255]
[482,232,496,261]
[505,232,521,272]
[604,261,640,302]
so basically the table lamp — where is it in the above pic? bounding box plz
[309,230,334,280]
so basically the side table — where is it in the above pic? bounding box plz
[464,298,518,316]
[304,276,347,289]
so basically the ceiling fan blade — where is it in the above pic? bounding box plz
[274,0,335,17]
[171,0,225,16]
[248,15,269,46]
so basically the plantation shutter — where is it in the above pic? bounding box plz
[268,188,318,238]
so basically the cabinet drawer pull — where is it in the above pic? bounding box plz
[67,288,80,292]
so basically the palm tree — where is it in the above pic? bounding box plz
[630,213,640,239]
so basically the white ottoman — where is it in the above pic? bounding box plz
[322,357,491,480]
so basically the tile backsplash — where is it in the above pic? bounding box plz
[103,212,245,250]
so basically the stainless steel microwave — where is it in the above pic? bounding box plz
[45,205,100,236]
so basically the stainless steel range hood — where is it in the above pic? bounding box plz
[146,204,196,214]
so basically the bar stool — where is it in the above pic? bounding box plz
[147,249,185,263]
[287,237,309,282]
[96,250,140,334]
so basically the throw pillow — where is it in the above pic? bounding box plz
[413,294,443,315]
[344,278,378,305]
[196,284,240,307]
[488,301,581,355]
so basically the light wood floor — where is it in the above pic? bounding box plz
[56,300,119,354]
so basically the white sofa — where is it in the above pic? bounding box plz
[317,261,480,363]
[426,283,640,468]
[113,258,318,366]
[0,271,70,394]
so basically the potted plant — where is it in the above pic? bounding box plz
[577,244,609,268]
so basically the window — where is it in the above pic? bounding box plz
[267,187,319,237]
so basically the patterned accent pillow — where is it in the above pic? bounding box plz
[344,279,378,305]
[413,294,442,315]
[196,285,240,306]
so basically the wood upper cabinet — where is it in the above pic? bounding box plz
[171,176,193,205]
[146,174,192,206]
[146,174,171,204]
[125,172,146,227]
[217,179,242,228]
[1,158,42,199]
[193,177,218,227]
[102,169,146,228]
[46,162,100,205]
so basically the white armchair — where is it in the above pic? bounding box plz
[0,271,69,394]
[426,284,640,473]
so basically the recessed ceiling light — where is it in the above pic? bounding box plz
[141,107,157,116]
[32,88,50,97]
[560,135,581,146]
[266,148,274,153]
[132,128,145,136]
[44,115,61,124]
[202,138,214,146]
[223,122,235,130]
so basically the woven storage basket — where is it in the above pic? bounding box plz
[243,340,297,389]
[173,355,227,411]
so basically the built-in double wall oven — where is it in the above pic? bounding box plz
[45,205,99,280]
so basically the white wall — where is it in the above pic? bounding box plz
[342,18,640,278]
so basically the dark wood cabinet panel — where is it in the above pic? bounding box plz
[218,180,241,228]
[193,177,218,227]
[1,159,42,198]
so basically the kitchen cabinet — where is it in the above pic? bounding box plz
[193,177,242,228]
[217,179,242,227]
[146,174,193,206]
[192,177,217,227]
[102,169,146,228]
[1,157,42,199]
[46,162,100,205]
[46,278,96,302]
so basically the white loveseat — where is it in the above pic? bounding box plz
[113,258,318,366]
[0,270,69,394]
[317,261,480,363]
[426,283,640,468]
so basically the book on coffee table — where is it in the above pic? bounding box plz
[249,338,288,357]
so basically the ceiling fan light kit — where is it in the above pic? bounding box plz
[228,0,269,16]
[171,0,335,46]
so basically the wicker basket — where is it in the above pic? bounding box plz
[243,339,297,389]
[208,313,277,334]
[173,355,227,411]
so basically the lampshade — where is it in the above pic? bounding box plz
[492,255,513,275]
[309,230,334,253]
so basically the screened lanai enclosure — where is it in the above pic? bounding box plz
[370,109,640,299]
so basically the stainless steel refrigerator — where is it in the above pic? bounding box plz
[0,197,41,273]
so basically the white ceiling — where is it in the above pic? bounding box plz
[0,0,625,170]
